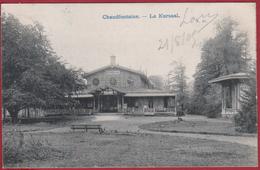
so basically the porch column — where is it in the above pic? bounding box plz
[97,95,100,112]
[122,96,124,112]
[93,96,95,112]
[117,95,120,112]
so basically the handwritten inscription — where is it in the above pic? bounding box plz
[180,8,218,32]
[158,8,218,53]
[158,30,202,52]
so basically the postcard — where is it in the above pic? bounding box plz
[1,2,257,168]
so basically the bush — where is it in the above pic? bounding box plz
[3,130,65,165]
[3,130,24,164]
[204,86,222,118]
[204,100,222,118]
[234,71,257,133]
[187,85,222,117]
[234,111,256,133]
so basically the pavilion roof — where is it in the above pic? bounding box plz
[208,72,250,84]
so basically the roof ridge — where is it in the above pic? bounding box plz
[85,64,145,77]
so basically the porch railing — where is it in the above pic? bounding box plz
[124,107,176,113]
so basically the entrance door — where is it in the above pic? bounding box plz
[101,95,118,112]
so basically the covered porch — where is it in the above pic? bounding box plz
[72,86,176,114]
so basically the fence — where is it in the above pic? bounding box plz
[2,108,93,120]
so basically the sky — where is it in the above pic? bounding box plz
[2,3,256,81]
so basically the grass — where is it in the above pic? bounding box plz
[3,115,93,133]
[139,119,255,136]
[4,131,257,167]
[3,130,65,165]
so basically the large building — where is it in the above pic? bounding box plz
[72,56,176,114]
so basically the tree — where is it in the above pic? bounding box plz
[2,13,85,123]
[167,61,188,116]
[149,75,164,89]
[190,17,250,117]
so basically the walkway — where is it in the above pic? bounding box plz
[27,113,258,147]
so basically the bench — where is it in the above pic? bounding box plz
[71,124,104,134]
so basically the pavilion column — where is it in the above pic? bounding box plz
[222,85,226,115]
[237,83,241,110]
[174,97,177,114]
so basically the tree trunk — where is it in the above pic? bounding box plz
[7,108,19,124]
[3,107,6,122]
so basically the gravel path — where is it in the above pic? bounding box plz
[26,114,258,147]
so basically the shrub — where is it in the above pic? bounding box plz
[204,86,222,118]
[234,71,257,133]
[3,130,24,164]
[3,130,65,165]
[187,84,222,117]
[234,78,257,133]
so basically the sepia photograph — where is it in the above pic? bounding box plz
[1,2,258,168]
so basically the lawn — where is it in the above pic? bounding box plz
[4,131,257,167]
[139,119,255,136]
[2,115,93,133]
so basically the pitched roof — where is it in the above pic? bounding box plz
[84,64,154,87]
[208,73,250,84]
[85,64,145,78]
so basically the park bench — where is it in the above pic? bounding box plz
[71,124,104,134]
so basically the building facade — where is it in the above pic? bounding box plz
[72,56,176,114]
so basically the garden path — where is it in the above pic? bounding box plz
[27,114,257,147]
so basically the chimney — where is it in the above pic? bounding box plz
[110,55,116,66]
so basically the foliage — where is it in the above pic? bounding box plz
[167,61,188,115]
[189,17,250,116]
[3,130,24,163]
[3,130,65,164]
[203,86,222,118]
[2,13,86,123]
[149,75,164,89]
[234,68,257,133]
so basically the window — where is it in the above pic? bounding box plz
[127,78,134,87]
[92,78,100,86]
[110,77,117,86]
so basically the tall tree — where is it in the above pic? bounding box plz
[190,17,250,117]
[149,75,164,90]
[2,13,85,123]
[167,61,188,115]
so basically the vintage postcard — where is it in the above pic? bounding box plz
[1,2,258,168]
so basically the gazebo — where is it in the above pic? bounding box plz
[208,73,250,117]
